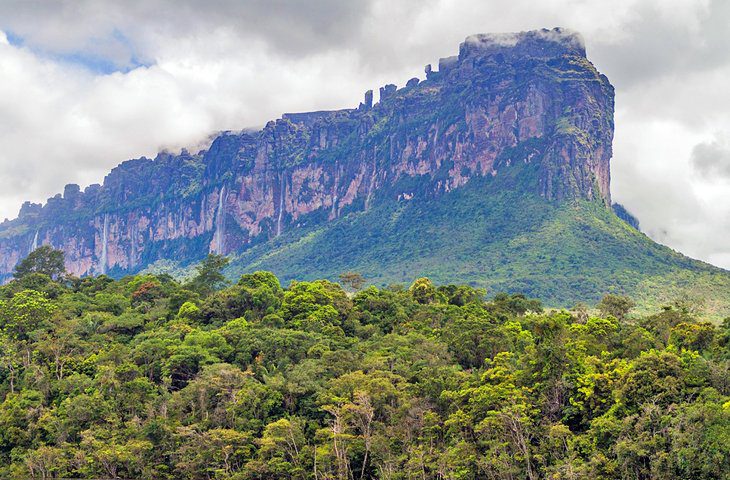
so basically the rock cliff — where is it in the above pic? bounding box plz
[0,28,614,280]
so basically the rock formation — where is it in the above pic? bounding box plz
[0,28,614,280]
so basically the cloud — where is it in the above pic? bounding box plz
[0,0,728,269]
[0,0,373,66]
[610,117,730,266]
[692,134,730,179]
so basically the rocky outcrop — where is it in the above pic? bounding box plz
[613,203,641,230]
[0,28,614,280]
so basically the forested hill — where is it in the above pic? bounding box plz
[0,249,729,478]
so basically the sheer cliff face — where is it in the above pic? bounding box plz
[0,28,614,279]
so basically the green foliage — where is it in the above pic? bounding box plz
[0,271,728,479]
[186,253,230,297]
[225,174,730,320]
[598,293,635,320]
[13,246,66,281]
[0,289,56,340]
[339,271,366,292]
[409,277,441,305]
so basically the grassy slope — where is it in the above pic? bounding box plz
[223,175,730,319]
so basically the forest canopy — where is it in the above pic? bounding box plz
[0,251,729,479]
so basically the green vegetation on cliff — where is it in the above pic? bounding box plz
[1,255,729,479]
[225,173,730,320]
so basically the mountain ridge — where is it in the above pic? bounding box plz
[0,27,613,276]
[1,27,729,316]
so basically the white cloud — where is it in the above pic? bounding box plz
[0,0,728,269]
[691,133,730,179]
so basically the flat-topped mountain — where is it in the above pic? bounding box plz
[1,28,728,315]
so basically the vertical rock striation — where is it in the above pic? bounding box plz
[0,28,614,280]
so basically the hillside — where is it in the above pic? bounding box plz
[224,171,730,318]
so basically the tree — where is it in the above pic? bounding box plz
[442,313,503,368]
[170,362,247,427]
[34,319,79,380]
[438,284,486,306]
[186,254,230,296]
[174,427,252,479]
[239,270,283,293]
[0,289,56,341]
[409,277,439,304]
[597,293,635,320]
[23,445,68,479]
[280,280,350,329]
[615,349,696,413]
[79,430,153,479]
[13,246,66,281]
[669,321,715,351]
[247,417,309,479]
[0,268,729,478]
[0,332,20,393]
[491,293,543,315]
[339,272,365,292]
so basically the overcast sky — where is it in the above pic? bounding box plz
[0,0,729,268]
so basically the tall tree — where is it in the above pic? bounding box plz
[339,272,365,292]
[186,254,230,296]
[597,293,635,320]
[13,246,66,281]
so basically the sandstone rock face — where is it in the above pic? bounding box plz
[0,28,614,280]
